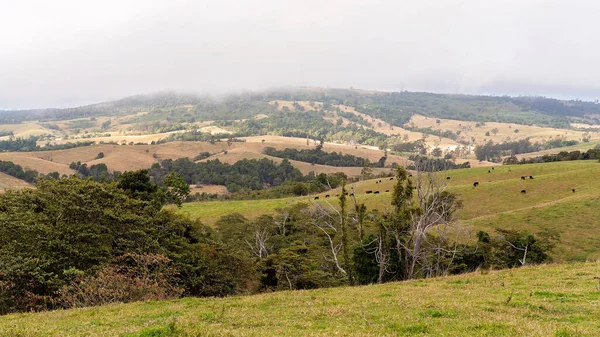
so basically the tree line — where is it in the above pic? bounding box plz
[149,157,305,193]
[407,155,471,171]
[474,138,579,162]
[0,136,94,152]
[263,146,378,167]
[503,148,600,165]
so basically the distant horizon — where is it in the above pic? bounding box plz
[4,1,600,111]
[1,86,598,111]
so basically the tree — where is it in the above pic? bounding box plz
[101,120,111,130]
[163,171,190,207]
[361,163,373,180]
[403,161,464,278]
[338,182,354,285]
[117,170,166,208]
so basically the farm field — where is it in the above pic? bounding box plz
[2,262,599,336]
[0,136,402,180]
[180,160,600,262]
[0,172,32,192]
[408,114,597,145]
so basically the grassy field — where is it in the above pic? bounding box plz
[409,114,596,145]
[180,160,600,262]
[2,262,600,336]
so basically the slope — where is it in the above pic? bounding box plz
[0,172,33,192]
[180,160,600,261]
[2,262,599,336]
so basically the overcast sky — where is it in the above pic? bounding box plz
[1,0,599,109]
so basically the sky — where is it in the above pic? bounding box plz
[1,0,599,109]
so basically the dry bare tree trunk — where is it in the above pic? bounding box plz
[244,228,271,259]
[405,158,462,279]
[310,204,347,275]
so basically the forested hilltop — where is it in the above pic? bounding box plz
[2,88,600,128]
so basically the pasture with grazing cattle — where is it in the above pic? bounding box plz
[179,160,600,262]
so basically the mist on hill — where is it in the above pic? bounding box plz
[1,0,600,109]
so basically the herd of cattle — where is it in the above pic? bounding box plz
[313,167,577,200]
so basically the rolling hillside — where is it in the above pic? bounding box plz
[180,160,600,262]
[0,172,33,192]
[0,136,400,178]
[2,262,599,336]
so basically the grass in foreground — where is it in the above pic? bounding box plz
[2,262,600,336]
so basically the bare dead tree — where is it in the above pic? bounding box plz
[402,159,464,279]
[309,204,346,275]
[244,225,271,259]
[500,236,529,266]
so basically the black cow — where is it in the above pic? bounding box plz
[473,182,479,187]
[572,189,576,193]
[488,170,491,173]
[314,196,319,200]
[446,177,451,180]
[374,191,380,194]
[325,195,330,198]
[529,176,534,179]
[492,167,494,170]
[379,180,382,183]
[390,177,394,180]
[366,190,373,194]
[375,181,378,184]
[521,176,526,180]
[521,190,526,194]
[408,174,412,177]
[385,190,390,192]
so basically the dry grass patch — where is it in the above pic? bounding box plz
[409,114,596,146]
[0,172,33,192]
[0,122,57,139]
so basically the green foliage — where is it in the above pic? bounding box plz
[391,140,427,154]
[263,146,372,167]
[150,158,304,192]
[0,160,39,183]
[0,177,249,314]
[163,172,190,207]
[476,138,580,162]
[0,136,94,152]
[118,170,166,208]
[476,229,556,268]
[232,111,388,146]
[505,149,600,165]
[407,155,470,171]
[264,89,583,127]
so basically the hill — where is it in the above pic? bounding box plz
[0,171,33,192]
[0,136,401,177]
[1,262,599,336]
[179,160,600,262]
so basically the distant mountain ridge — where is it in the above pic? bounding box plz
[2,88,599,128]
